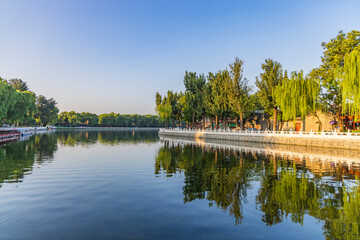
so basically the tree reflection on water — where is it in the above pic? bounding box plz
[0,129,159,187]
[155,140,360,239]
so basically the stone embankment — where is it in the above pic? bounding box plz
[158,129,360,150]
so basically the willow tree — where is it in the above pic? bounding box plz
[275,70,321,130]
[0,79,19,123]
[6,90,37,126]
[310,30,360,129]
[255,59,283,131]
[228,57,251,130]
[342,46,360,120]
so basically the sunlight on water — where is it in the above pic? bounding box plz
[0,129,359,240]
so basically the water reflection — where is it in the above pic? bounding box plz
[0,130,158,187]
[155,138,360,239]
[0,133,57,187]
[56,129,158,146]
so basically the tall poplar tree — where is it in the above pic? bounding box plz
[183,71,205,129]
[228,57,250,130]
[207,70,231,129]
[255,59,283,131]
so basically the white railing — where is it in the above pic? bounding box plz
[159,128,360,139]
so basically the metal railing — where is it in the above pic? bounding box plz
[159,128,360,139]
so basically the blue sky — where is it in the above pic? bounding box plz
[0,0,359,114]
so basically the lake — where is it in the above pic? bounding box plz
[0,129,359,240]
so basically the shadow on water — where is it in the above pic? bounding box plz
[155,138,360,239]
[0,129,159,188]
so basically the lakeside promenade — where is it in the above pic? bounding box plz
[159,128,360,150]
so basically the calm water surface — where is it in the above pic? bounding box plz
[0,129,359,240]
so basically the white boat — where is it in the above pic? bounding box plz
[18,128,33,137]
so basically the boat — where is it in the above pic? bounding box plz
[0,129,20,143]
[18,128,33,137]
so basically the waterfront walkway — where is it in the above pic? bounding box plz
[158,128,360,150]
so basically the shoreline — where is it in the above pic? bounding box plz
[159,135,360,165]
[158,129,360,150]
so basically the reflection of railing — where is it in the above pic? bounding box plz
[159,128,360,139]
[159,136,360,167]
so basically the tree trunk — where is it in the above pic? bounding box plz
[211,117,214,130]
[273,108,277,131]
[335,113,345,131]
[192,110,195,129]
[202,117,206,129]
[313,111,322,132]
[214,148,218,163]
[273,155,277,176]
[215,115,219,130]
[240,113,244,130]
[279,120,284,131]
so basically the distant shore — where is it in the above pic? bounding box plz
[55,127,160,130]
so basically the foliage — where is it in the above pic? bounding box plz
[228,57,251,129]
[342,46,360,120]
[57,111,163,127]
[35,95,59,126]
[0,78,37,126]
[275,70,320,122]
[310,30,360,127]
[208,71,232,123]
[183,71,206,128]
[8,78,29,91]
[155,91,182,127]
[255,59,283,130]
[255,59,283,114]
[6,90,37,125]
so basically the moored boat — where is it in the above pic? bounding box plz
[0,130,21,143]
[18,128,33,137]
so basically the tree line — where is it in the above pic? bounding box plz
[57,111,163,127]
[0,78,59,126]
[0,78,163,128]
[156,30,360,131]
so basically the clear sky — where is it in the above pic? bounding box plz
[0,0,359,115]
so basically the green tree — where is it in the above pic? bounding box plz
[35,95,59,126]
[67,111,81,126]
[6,90,37,126]
[0,79,19,123]
[8,78,29,91]
[183,71,206,129]
[207,70,231,129]
[228,57,251,130]
[275,70,321,129]
[80,112,99,126]
[310,30,360,129]
[255,59,283,131]
[155,92,172,128]
[342,46,360,120]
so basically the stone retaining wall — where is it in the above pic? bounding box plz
[159,130,360,150]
